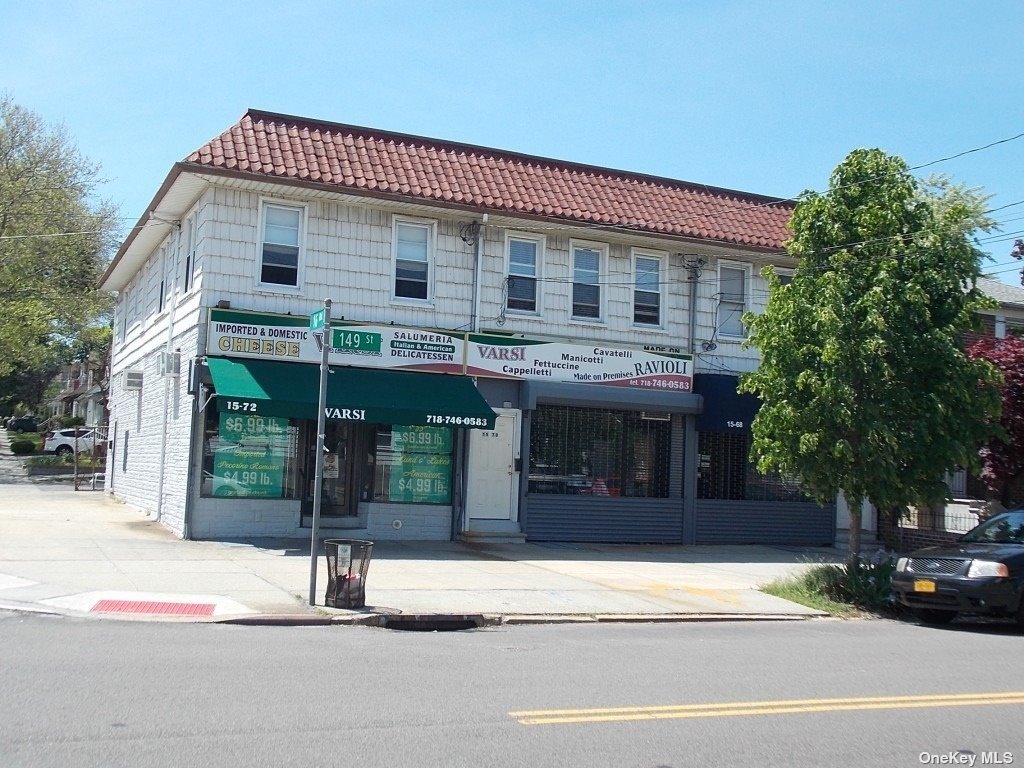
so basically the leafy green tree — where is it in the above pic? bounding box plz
[0,95,116,381]
[740,149,1002,561]
[0,362,61,414]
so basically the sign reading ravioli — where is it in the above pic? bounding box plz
[212,413,288,497]
[388,425,452,504]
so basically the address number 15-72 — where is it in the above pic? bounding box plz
[224,400,258,413]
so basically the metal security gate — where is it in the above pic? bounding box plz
[523,496,684,543]
[694,500,835,545]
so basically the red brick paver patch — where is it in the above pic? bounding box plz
[91,600,216,617]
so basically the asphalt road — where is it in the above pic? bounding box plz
[2,613,1023,768]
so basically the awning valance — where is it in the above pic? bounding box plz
[206,357,496,429]
[693,374,760,432]
[524,380,702,414]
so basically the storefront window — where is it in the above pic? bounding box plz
[366,425,453,504]
[528,405,670,497]
[201,408,302,498]
[696,431,811,502]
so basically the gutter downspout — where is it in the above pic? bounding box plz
[687,259,699,356]
[155,235,180,522]
[459,214,488,538]
[469,213,488,335]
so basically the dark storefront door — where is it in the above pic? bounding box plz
[321,422,355,518]
[302,422,357,519]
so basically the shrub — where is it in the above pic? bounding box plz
[58,415,85,427]
[841,555,897,611]
[25,454,104,468]
[10,439,36,455]
[762,552,898,616]
[804,553,896,611]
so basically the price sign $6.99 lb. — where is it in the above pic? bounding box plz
[212,413,288,497]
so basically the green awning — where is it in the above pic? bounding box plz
[206,357,496,429]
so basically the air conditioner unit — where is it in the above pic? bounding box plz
[123,370,144,391]
[641,411,672,421]
[159,351,181,378]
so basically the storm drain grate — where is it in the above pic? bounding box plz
[91,600,216,617]
[378,615,484,632]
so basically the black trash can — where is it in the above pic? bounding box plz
[324,539,374,609]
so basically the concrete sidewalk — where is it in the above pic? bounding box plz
[0,442,840,625]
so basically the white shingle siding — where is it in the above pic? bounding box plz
[365,504,450,540]
[189,500,301,539]
[186,501,450,540]
[107,206,205,538]
[685,255,767,374]
[107,175,778,539]
[106,319,199,538]
[478,233,687,345]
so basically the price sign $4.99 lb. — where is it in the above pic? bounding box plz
[212,413,288,497]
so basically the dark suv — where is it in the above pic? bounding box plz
[7,416,38,433]
[892,509,1024,626]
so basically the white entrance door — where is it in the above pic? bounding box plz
[466,410,519,521]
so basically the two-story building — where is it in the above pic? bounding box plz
[99,109,834,545]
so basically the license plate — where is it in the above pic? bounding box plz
[913,580,936,593]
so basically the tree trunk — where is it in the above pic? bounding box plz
[847,505,862,567]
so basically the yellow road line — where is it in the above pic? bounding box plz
[511,692,1024,725]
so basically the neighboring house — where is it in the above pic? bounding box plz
[99,109,834,545]
[866,277,1024,550]
[975,276,1024,339]
[47,358,107,427]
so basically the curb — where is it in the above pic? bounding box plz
[2,600,828,626]
[501,612,822,625]
[0,599,67,618]
[216,614,335,626]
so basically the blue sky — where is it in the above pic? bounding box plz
[4,0,1023,283]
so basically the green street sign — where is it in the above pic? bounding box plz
[332,329,382,353]
[309,308,326,330]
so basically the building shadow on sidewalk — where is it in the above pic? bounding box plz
[206,536,843,567]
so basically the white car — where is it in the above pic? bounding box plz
[43,428,96,456]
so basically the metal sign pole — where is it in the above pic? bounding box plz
[308,298,331,606]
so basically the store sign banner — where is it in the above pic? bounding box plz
[209,310,693,391]
[466,334,694,392]
[208,309,463,373]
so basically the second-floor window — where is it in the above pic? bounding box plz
[633,254,662,326]
[394,220,431,300]
[183,215,198,293]
[260,204,302,287]
[158,246,167,313]
[507,236,540,312]
[718,263,748,338]
[572,243,602,320]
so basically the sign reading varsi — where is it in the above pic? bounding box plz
[209,309,693,391]
[465,335,692,391]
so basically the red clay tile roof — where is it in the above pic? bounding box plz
[185,110,794,250]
